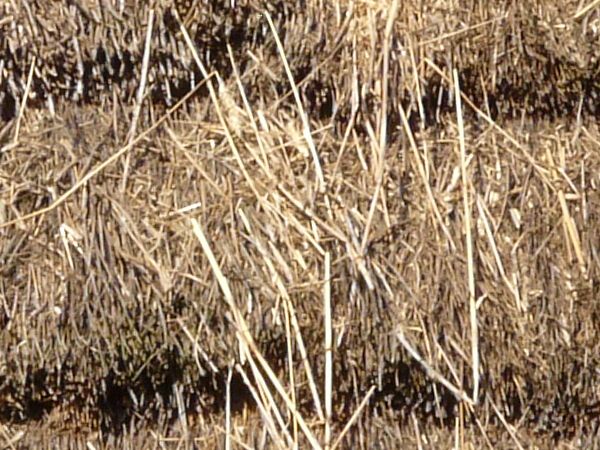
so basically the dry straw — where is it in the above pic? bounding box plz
[1,1,599,449]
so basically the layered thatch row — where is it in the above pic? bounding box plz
[3,89,599,448]
[1,1,599,448]
[2,1,600,123]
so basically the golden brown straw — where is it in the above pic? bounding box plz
[1,1,598,448]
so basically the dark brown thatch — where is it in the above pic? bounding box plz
[1,1,599,448]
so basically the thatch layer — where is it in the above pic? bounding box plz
[1,1,599,448]
[2,1,600,123]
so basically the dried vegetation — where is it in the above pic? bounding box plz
[1,0,599,448]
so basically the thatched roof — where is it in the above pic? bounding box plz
[1,1,599,448]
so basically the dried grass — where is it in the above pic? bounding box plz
[1,1,600,449]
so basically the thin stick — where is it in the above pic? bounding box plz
[236,364,288,450]
[424,59,551,183]
[408,39,426,126]
[165,126,226,197]
[265,12,325,193]
[282,297,299,450]
[359,129,386,253]
[454,69,479,404]
[488,395,525,450]
[0,16,14,26]
[331,385,376,450]
[237,210,325,421]
[476,196,521,310]
[0,75,212,229]
[175,11,265,204]
[360,0,398,252]
[13,57,36,144]
[226,44,272,176]
[121,8,154,191]
[331,34,359,183]
[0,426,23,450]
[397,106,457,250]
[243,344,295,450]
[378,0,399,152]
[574,0,600,18]
[558,191,586,272]
[324,252,333,450]
[412,412,424,450]
[190,219,322,450]
[285,293,325,422]
[236,209,300,448]
[225,365,233,450]
[418,16,504,46]
[173,383,189,444]
[396,330,474,405]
